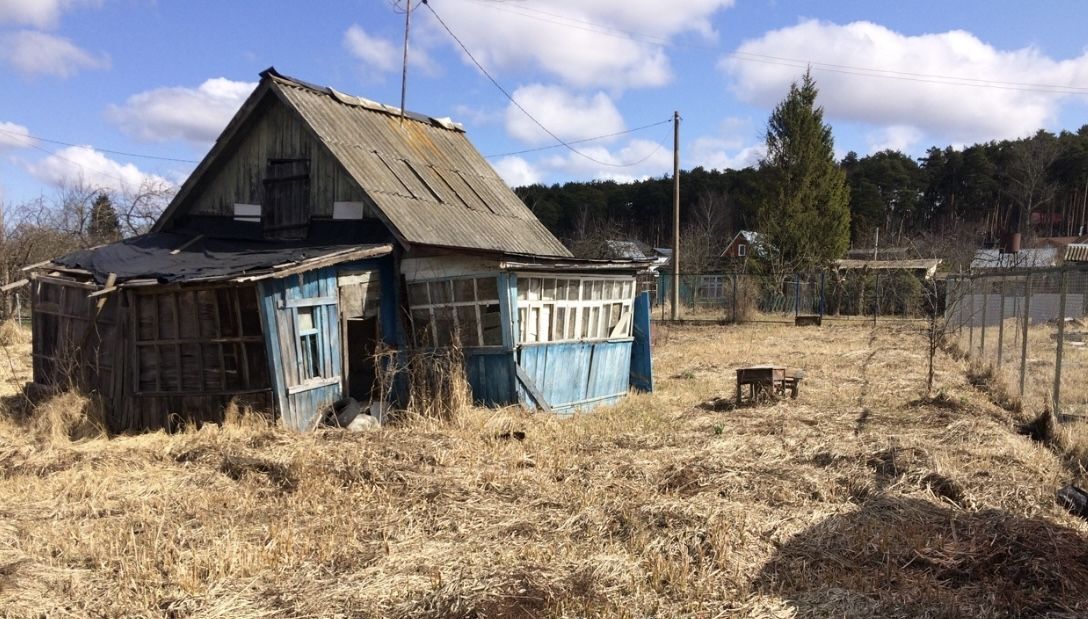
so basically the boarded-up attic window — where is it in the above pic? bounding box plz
[263,158,310,240]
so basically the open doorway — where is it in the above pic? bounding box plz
[338,269,382,401]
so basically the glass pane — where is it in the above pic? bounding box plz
[581,307,591,338]
[454,278,475,303]
[527,307,540,342]
[297,306,315,331]
[539,305,552,342]
[456,305,479,346]
[542,278,556,301]
[429,281,451,304]
[592,281,604,300]
[434,307,454,347]
[410,309,433,347]
[528,278,542,301]
[581,280,591,300]
[481,304,502,345]
[518,308,527,341]
[609,303,622,333]
[477,277,499,301]
[408,283,429,306]
[555,307,566,341]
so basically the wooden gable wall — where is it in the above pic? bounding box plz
[176,96,375,223]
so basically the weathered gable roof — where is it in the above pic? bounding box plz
[157,68,569,258]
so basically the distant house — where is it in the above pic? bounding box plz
[971,248,1059,270]
[721,230,768,260]
[1065,243,1088,263]
[28,68,654,433]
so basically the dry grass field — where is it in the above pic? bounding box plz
[2,321,1088,617]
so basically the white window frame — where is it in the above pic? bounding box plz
[515,273,636,345]
[406,275,502,348]
[738,243,747,257]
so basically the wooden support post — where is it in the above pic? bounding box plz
[1020,272,1032,398]
[997,276,1006,368]
[1054,268,1067,418]
[968,277,975,353]
[980,278,989,357]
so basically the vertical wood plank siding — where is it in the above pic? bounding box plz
[186,99,371,219]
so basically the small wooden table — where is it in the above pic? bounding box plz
[736,365,802,404]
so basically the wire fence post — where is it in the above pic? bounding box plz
[794,273,800,318]
[1054,267,1067,419]
[996,276,1005,368]
[1019,272,1032,398]
[980,278,989,357]
[819,270,826,318]
[731,273,738,324]
[873,271,880,327]
[968,277,975,353]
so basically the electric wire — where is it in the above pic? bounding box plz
[0,126,200,164]
[484,118,672,158]
[422,0,670,168]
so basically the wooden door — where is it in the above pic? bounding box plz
[259,268,342,430]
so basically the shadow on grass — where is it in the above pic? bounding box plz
[754,496,1088,617]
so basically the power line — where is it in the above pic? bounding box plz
[459,0,1088,95]
[0,126,199,163]
[422,0,669,168]
[484,118,672,158]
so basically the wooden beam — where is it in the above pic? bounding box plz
[514,362,551,412]
[0,279,29,292]
[169,234,205,255]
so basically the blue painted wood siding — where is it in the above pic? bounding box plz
[630,291,653,392]
[258,256,399,431]
[516,339,633,412]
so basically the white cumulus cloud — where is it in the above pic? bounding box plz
[424,0,734,90]
[343,23,437,80]
[0,121,36,150]
[506,84,625,145]
[0,30,109,77]
[106,78,256,144]
[493,156,541,187]
[867,125,924,153]
[540,137,673,182]
[0,0,101,28]
[27,145,171,194]
[721,20,1088,145]
[688,117,764,170]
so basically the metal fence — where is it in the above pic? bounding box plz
[656,269,927,323]
[946,265,1088,421]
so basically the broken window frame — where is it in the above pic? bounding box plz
[406,275,503,348]
[515,274,635,345]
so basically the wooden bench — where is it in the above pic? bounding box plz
[735,366,804,404]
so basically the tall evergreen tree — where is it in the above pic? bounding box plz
[757,71,850,269]
[88,193,121,241]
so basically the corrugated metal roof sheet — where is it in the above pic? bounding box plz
[270,73,571,258]
[971,247,1058,270]
[1065,243,1088,262]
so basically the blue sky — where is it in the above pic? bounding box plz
[2,0,1088,208]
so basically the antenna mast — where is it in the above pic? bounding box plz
[399,0,412,124]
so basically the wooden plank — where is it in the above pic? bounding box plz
[286,376,340,394]
[283,296,337,308]
[1,278,28,292]
[169,233,205,255]
[232,288,251,387]
[514,361,551,412]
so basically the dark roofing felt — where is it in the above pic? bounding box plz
[51,232,391,285]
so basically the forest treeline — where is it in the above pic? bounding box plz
[515,125,1088,268]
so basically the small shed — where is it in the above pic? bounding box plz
[29,68,653,432]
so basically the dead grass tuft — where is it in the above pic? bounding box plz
[0,321,1085,617]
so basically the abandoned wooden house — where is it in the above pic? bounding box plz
[28,68,653,432]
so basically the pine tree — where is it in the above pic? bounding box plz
[758,70,850,270]
[88,193,121,241]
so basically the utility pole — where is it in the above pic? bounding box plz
[399,0,411,124]
[671,110,681,320]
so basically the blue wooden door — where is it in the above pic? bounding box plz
[258,268,343,430]
[630,291,653,393]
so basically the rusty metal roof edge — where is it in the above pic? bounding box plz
[261,66,465,132]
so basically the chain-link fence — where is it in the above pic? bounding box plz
[947,266,1088,421]
[656,268,928,323]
